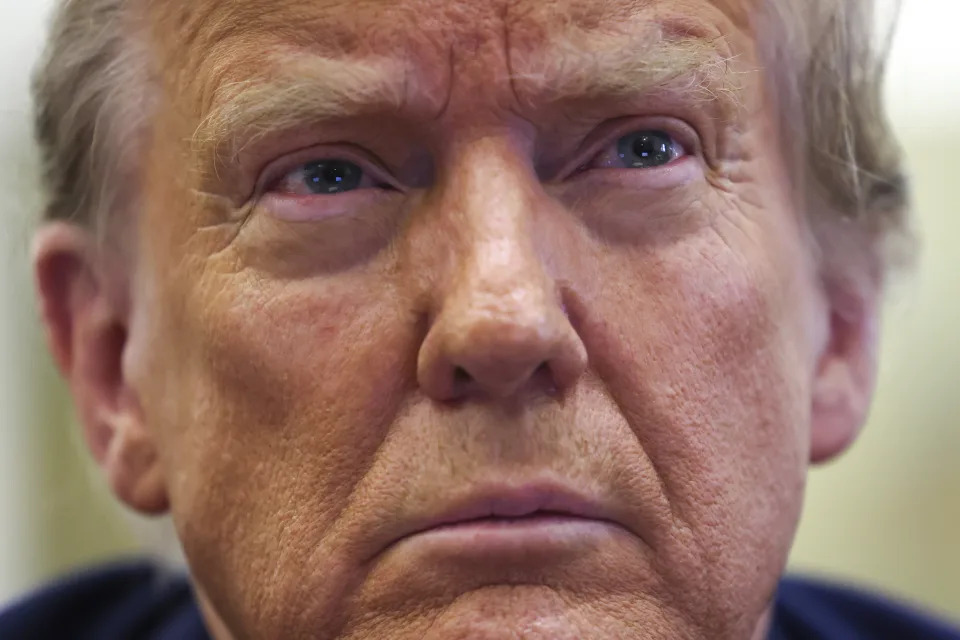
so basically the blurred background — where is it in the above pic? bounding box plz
[1,0,957,622]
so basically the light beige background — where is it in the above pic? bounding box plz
[1,0,957,623]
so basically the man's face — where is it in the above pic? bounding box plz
[127,0,823,637]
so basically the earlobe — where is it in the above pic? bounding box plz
[32,222,169,514]
[104,410,170,514]
[809,285,880,464]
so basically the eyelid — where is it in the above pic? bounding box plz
[556,117,702,180]
[255,144,400,198]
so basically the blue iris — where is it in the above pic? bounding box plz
[303,160,363,194]
[616,131,674,168]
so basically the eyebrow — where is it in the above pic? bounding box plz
[512,27,743,108]
[192,54,414,168]
[192,24,744,169]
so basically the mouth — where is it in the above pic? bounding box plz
[423,510,606,530]
[440,510,598,521]
[421,485,616,527]
[386,482,634,555]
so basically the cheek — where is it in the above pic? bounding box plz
[577,211,812,594]
[598,225,809,485]
[137,257,417,631]
[182,270,411,487]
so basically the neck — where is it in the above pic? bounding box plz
[751,605,775,640]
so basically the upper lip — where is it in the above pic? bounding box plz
[393,480,627,543]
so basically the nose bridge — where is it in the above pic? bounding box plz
[416,137,587,401]
[453,152,549,315]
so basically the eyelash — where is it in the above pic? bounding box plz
[581,131,685,172]
[564,117,699,179]
[259,145,397,198]
[261,120,698,198]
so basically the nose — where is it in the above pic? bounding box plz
[416,144,587,401]
[418,272,588,400]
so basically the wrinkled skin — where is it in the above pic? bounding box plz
[33,0,881,638]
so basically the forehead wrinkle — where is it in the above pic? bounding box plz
[187,1,752,176]
[507,18,747,113]
[191,53,418,171]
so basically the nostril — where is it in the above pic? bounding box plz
[533,361,561,396]
[453,367,472,384]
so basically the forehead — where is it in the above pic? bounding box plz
[157,0,751,44]
[151,0,756,97]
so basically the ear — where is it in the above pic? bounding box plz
[809,274,881,464]
[32,222,168,514]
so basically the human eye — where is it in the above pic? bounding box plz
[271,158,381,196]
[584,129,687,171]
[255,147,400,221]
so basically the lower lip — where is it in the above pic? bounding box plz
[397,514,631,556]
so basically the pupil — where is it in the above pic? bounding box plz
[633,136,667,158]
[304,160,361,194]
[633,135,667,158]
[323,164,347,184]
[618,131,673,168]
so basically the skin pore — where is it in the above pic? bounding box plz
[32,0,882,638]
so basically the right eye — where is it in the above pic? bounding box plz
[273,159,377,196]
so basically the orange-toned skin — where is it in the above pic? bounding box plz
[33,0,879,638]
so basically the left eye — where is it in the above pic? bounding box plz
[586,130,685,170]
[274,159,376,195]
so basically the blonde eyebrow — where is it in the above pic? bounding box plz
[509,26,745,109]
[193,26,745,170]
[192,54,415,168]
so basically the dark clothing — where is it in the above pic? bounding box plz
[2,559,958,639]
[0,561,207,640]
[772,576,960,640]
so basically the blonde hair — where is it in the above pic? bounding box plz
[31,0,911,270]
[758,0,912,277]
[32,0,150,243]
